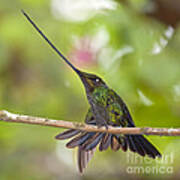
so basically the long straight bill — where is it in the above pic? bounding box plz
[21,10,80,74]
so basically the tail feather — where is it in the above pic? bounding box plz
[55,129,81,140]
[133,135,153,157]
[82,133,104,151]
[126,135,161,158]
[78,146,84,174]
[126,135,136,152]
[78,146,96,174]
[66,132,95,148]
[119,136,127,152]
[111,135,121,151]
[99,133,112,151]
[136,135,161,158]
[130,135,146,156]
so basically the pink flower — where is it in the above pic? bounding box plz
[68,28,110,68]
[69,36,99,68]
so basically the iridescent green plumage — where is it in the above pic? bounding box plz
[92,87,129,126]
[23,10,162,174]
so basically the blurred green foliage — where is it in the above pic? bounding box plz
[0,0,180,179]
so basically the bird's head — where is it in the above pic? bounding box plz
[77,71,107,93]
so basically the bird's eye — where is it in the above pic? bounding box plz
[95,78,100,82]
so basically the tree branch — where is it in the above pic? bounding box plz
[0,110,180,136]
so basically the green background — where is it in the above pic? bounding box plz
[0,0,180,179]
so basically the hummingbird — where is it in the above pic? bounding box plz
[22,10,161,174]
